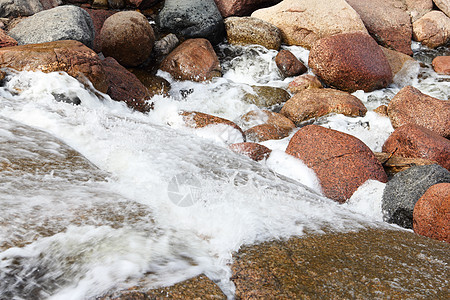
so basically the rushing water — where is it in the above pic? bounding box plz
[0,42,448,299]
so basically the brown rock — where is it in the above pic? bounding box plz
[287,74,322,94]
[224,16,282,50]
[251,0,367,48]
[382,124,450,171]
[229,142,272,161]
[433,0,450,18]
[245,124,288,142]
[160,39,222,82]
[100,11,155,67]
[214,0,282,17]
[374,152,437,176]
[275,49,307,77]
[405,0,434,22]
[0,29,17,48]
[381,46,416,76]
[0,40,108,93]
[102,57,151,112]
[432,56,450,75]
[413,183,450,243]
[412,11,450,48]
[374,105,389,117]
[242,85,290,107]
[231,229,450,299]
[83,8,116,53]
[387,86,450,138]
[180,111,245,139]
[280,88,367,126]
[308,32,393,93]
[286,125,387,203]
[240,109,295,133]
[129,69,171,98]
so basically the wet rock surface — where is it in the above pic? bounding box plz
[242,85,290,107]
[229,142,272,161]
[0,28,17,48]
[275,49,307,77]
[287,74,322,93]
[432,55,450,75]
[180,111,245,139]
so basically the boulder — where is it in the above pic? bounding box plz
[387,86,450,138]
[251,0,367,49]
[433,0,450,18]
[412,11,450,48]
[381,46,417,77]
[0,0,43,18]
[100,11,155,67]
[413,183,450,243]
[287,74,322,94]
[8,5,94,48]
[0,28,17,48]
[0,40,108,93]
[405,0,433,22]
[275,49,307,77]
[159,38,221,82]
[432,56,450,75]
[83,8,116,53]
[382,124,450,171]
[214,0,281,17]
[308,32,393,93]
[346,0,413,55]
[224,16,281,50]
[102,57,151,112]
[286,125,387,203]
[158,0,224,45]
[180,111,245,139]
[242,85,290,107]
[382,164,450,228]
[280,88,367,126]
[229,142,272,161]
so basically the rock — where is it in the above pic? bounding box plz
[275,49,307,77]
[242,85,290,107]
[180,111,245,139]
[101,57,151,112]
[232,229,450,299]
[224,16,281,50]
[158,0,224,45]
[405,0,434,22]
[229,142,272,161]
[0,0,43,18]
[432,56,450,75]
[413,183,450,243]
[127,0,161,9]
[309,32,393,93]
[83,8,116,53]
[374,152,437,177]
[100,11,155,67]
[8,5,95,48]
[92,0,108,8]
[214,0,282,17]
[0,28,17,48]
[0,40,108,93]
[286,125,387,203]
[412,11,450,48]
[239,109,295,133]
[251,0,367,49]
[387,86,450,138]
[153,33,179,56]
[280,88,367,126]
[245,124,289,142]
[346,0,413,55]
[129,69,171,98]
[382,124,450,171]
[433,0,450,18]
[381,46,417,77]
[39,0,62,10]
[107,0,125,9]
[287,74,322,94]
[159,38,221,82]
[374,105,389,117]
[382,164,450,228]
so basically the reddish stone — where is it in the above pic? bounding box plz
[308,32,393,93]
[387,86,450,138]
[382,124,450,171]
[413,183,450,243]
[245,124,288,142]
[374,105,389,117]
[180,111,245,139]
[240,110,295,133]
[160,39,222,82]
[229,142,272,161]
[0,29,17,48]
[412,11,450,48]
[287,74,322,94]
[432,56,450,75]
[275,49,307,77]
[214,0,282,18]
[286,125,388,203]
[83,8,116,53]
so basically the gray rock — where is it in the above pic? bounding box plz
[382,164,450,229]
[0,0,43,17]
[158,0,224,45]
[9,5,94,48]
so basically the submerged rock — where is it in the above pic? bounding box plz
[240,109,294,141]
[229,142,272,161]
[412,11,450,48]
[242,85,290,107]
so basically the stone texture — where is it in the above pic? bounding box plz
[0,0,43,18]
[374,105,389,117]
[245,124,288,142]
[100,11,155,67]
[346,0,413,55]
[286,125,387,203]
[280,88,367,125]
[275,49,307,77]
[382,164,450,228]
[412,11,450,48]
[129,69,171,98]
[308,32,393,93]
[160,39,221,82]
[374,152,437,177]
[251,0,367,49]
[83,8,116,53]
[39,0,62,10]
[413,183,450,243]
[239,109,295,133]
[232,229,450,299]
[102,57,151,113]
[433,0,450,18]
[180,111,245,138]
[405,0,434,22]
[387,85,450,138]
[107,0,125,9]
[382,124,450,171]
[0,28,17,48]
[8,5,95,48]
[287,74,322,94]
[214,0,281,17]
[224,16,281,50]
[229,142,272,161]
[432,56,450,75]
[0,40,108,93]
[127,0,161,9]
[242,85,290,107]
[381,46,417,77]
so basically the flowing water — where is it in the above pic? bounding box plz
[0,42,448,299]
